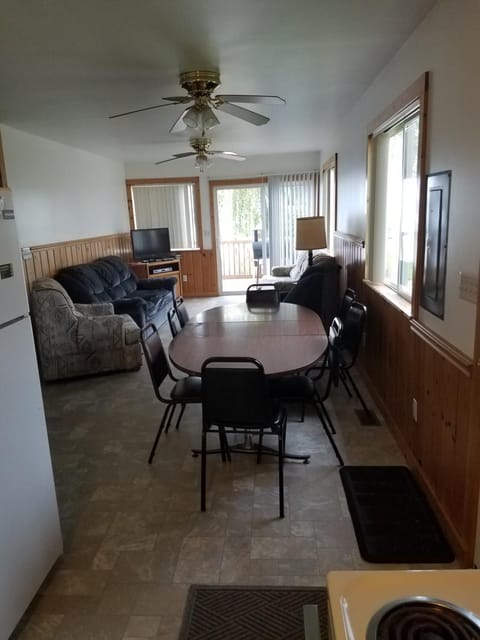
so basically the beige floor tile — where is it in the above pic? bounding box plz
[12,295,412,640]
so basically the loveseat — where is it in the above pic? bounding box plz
[56,255,175,328]
[31,278,142,381]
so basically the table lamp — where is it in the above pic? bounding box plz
[295,216,327,266]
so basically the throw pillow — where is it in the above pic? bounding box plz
[289,252,309,280]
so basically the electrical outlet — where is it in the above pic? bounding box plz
[182,274,188,282]
[459,271,478,303]
[412,398,418,423]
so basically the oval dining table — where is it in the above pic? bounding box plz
[168,301,327,377]
[168,300,328,464]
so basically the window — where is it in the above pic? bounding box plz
[367,73,428,310]
[383,112,419,298]
[126,178,202,250]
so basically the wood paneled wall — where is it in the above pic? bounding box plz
[334,232,479,565]
[22,233,132,290]
[21,233,218,298]
[333,232,365,296]
[180,249,219,297]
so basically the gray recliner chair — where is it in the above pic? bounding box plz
[30,277,142,381]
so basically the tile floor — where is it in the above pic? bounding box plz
[12,295,457,640]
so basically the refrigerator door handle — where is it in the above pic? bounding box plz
[0,314,28,330]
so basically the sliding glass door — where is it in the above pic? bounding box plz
[213,180,268,294]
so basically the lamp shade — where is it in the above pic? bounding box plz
[295,216,327,251]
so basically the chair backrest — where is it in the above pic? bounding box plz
[201,356,275,429]
[339,301,367,365]
[167,307,182,338]
[140,323,171,399]
[339,288,356,320]
[176,296,190,327]
[327,317,343,387]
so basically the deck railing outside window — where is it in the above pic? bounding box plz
[220,240,254,279]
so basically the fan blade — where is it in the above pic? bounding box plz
[109,101,188,119]
[216,94,285,105]
[162,96,193,103]
[154,152,195,165]
[210,150,246,161]
[215,102,269,126]
[169,108,189,134]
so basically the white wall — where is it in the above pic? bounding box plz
[1,125,129,247]
[125,151,321,250]
[322,0,480,357]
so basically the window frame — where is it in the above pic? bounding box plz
[322,153,337,251]
[125,177,203,251]
[365,72,429,317]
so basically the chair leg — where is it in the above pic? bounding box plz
[312,400,344,466]
[299,401,305,422]
[219,427,231,462]
[344,369,370,414]
[164,404,176,433]
[339,370,353,398]
[148,403,171,464]
[256,432,263,464]
[201,429,207,512]
[278,422,285,519]
[314,373,336,434]
[173,404,186,431]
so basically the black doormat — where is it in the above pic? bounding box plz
[340,465,455,563]
[178,584,328,640]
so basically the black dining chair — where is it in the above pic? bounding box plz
[200,356,287,518]
[140,323,202,464]
[339,287,357,321]
[175,296,190,327]
[167,306,182,338]
[305,287,357,384]
[268,371,344,466]
[333,300,369,413]
[309,301,370,414]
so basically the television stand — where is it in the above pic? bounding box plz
[129,258,182,297]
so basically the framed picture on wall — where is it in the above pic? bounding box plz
[420,170,451,318]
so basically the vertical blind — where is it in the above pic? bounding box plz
[132,184,198,249]
[267,171,320,267]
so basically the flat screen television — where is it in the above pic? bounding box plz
[131,227,173,262]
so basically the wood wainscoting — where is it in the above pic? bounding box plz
[333,231,479,564]
[21,233,219,297]
[179,249,219,297]
[22,233,132,290]
[333,232,365,297]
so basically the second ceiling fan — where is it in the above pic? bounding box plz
[109,69,285,133]
[155,136,246,172]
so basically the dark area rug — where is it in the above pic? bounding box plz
[340,465,455,563]
[178,584,328,640]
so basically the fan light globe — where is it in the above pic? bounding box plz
[195,153,212,172]
[183,105,220,131]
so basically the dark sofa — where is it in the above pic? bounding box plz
[56,255,176,328]
[284,261,341,329]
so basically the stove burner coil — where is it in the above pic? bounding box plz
[366,597,480,640]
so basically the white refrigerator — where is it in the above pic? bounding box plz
[0,189,63,638]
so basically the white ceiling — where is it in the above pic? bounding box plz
[0,0,436,165]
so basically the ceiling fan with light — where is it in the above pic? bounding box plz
[109,69,285,133]
[155,136,246,172]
